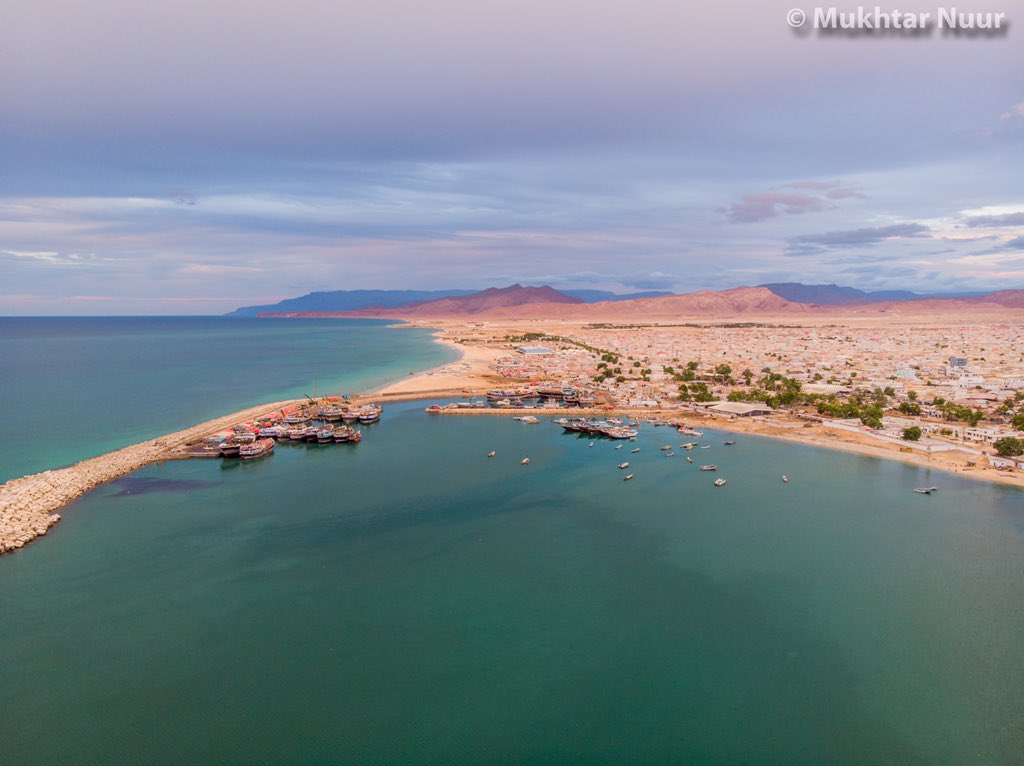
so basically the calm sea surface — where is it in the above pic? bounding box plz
[0,317,455,482]
[1,391,1023,763]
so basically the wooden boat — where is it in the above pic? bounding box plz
[623,473,634,481]
[699,464,717,471]
[724,440,736,446]
[218,441,241,458]
[631,448,640,453]
[618,462,630,469]
[521,457,530,465]
[487,451,496,457]
[239,438,275,460]
[913,487,938,494]
[714,478,727,487]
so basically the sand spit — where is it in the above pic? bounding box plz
[0,400,297,555]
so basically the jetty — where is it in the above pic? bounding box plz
[0,400,297,554]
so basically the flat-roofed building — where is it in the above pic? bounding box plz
[704,401,774,417]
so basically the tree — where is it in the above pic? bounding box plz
[1013,412,1024,432]
[714,363,733,384]
[908,390,918,401]
[902,426,922,441]
[993,437,1024,457]
[898,401,921,416]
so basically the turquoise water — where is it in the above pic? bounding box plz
[2,401,1023,764]
[0,317,455,482]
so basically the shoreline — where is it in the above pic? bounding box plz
[3,337,1023,554]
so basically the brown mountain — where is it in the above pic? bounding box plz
[349,284,583,317]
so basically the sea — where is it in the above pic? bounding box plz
[1,317,1023,764]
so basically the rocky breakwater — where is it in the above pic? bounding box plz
[0,399,298,555]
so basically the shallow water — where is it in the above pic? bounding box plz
[0,317,454,481]
[2,402,1022,763]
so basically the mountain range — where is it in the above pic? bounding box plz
[227,288,673,316]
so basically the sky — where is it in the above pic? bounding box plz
[1,0,1023,314]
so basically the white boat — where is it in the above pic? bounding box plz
[618,462,630,469]
[782,475,789,483]
[664,452,675,457]
[631,448,640,454]
[588,442,595,448]
[913,486,937,494]
[699,464,717,471]
[615,444,623,450]
[660,445,672,451]
[487,451,496,458]
[521,457,530,465]
[713,478,726,487]
[724,440,736,446]
[623,473,634,481]
[700,445,711,449]
[681,442,697,450]
[686,456,693,463]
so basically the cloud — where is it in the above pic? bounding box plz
[721,192,828,223]
[1000,103,1024,121]
[784,223,930,255]
[1005,236,1024,250]
[963,211,1024,227]
[723,181,865,223]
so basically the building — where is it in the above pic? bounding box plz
[949,356,968,368]
[517,345,555,355]
[704,401,775,417]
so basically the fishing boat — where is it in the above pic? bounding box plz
[316,428,335,444]
[618,462,630,469]
[699,464,717,471]
[588,442,595,448]
[700,445,711,449]
[234,431,257,444]
[319,406,346,422]
[239,438,275,460]
[218,440,241,458]
[713,478,727,487]
[631,448,640,454]
[623,473,634,481]
[913,487,938,494]
[487,451,496,458]
[681,442,697,450]
[660,445,673,451]
[724,440,736,446]
[782,475,789,483]
[358,405,382,424]
[521,457,530,465]
[664,451,675,457]
[282,414,310,425]
[615,444,623,450]
[686,456,693,463]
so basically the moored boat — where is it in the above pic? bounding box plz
[240,438,275,460]
[699,464,717,471]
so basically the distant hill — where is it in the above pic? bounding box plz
[758,283,921,305]
[564,289,674,302]
[226,289,479,317]
[759,282,993,306]
[227,287,674,316]
[348,284,583,318]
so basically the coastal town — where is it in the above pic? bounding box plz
[400,318,1024,477]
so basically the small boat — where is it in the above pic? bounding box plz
[218,441,241,458]
[782,475,789,483]
[699,464,717,471]
[487,451,496,458]
[913,487,938,495]
[660,445,672,451]
[713,478,727,487]
[521,457,530,465]
[664,452,675,457]
[623,473,634,481]
[700,445,711,449]
[618,462,630,469]
[681,442,697,450]
[588,442,595,448]
[615,444,623,450]
[631,448,640,454]
[724,440,736,446]
[316,428,335,444]
[686,456,693,463]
